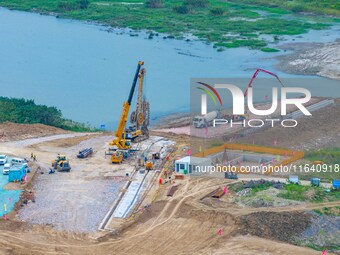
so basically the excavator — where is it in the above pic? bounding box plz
[109,61,144,163]
[127,66,150,142]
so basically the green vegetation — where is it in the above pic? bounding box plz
[229,180,275,195]
[314,206,340,216]
[146,0,164,8]
[0,97,96,132]
[278,184,340,203]
[0,0,335,50]
[227,0,340,16]
[305,148,340,165]
[260,47,280,52]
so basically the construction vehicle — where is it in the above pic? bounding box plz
[51,154,67,167]
[128,66,150,142]
[152,147,163,160]
[112,151,124,164]
[109,61,144,163]
[193,110,220,128]
[225,172,238,179]
[145,161,154,170]
[51,154,71,172]
[55,161,71,172]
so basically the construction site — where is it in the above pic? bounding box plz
[0,61,339,255]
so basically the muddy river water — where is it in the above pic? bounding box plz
[0,8,339,129]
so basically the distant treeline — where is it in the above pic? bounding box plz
[0,97,95,132]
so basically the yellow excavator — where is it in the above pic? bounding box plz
[109,61,144,163]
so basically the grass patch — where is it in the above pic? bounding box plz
[227,0,340,16]
[260,47,280,52]
[0,0,334,49]
[305,148,340,165]
[314,206,340,216]
[279,184,340,203]
[229,180,275,195]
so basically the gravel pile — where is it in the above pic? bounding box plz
[239,211,312,243]
[296,212,340,250]
[18,170,125,232]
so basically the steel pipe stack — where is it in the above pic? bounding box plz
[77,148,93,158]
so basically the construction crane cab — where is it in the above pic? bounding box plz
[109,61,144,163]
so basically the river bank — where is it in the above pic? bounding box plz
[276,41,340,80]
[0,7,339,130]
[0,1,337,51]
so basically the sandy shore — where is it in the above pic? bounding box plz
[276,41,340,80]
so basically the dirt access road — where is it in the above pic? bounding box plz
[0,175,336,255]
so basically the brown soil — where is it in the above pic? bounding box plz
[239,211,312,243]
[0,132,338,255]
[238,102,340,150]
[29,133,104,148]
[0,122,69,142]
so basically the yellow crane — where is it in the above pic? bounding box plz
[128,67,150,142]
[109,61,144,163]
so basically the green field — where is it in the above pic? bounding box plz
[305,148,340,165]
[278,184,340,203]
[0,0,338,50]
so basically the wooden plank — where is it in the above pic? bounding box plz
[211,189,224,198]
[200,188,220,200]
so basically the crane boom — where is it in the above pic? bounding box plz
[110,61,144,150]
[243,68,284,97]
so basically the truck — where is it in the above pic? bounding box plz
[193,111,219,128]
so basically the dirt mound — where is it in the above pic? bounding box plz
[239,211,312,243]
[0,122,69,142]
[238,103,340,150]
[177,202,236,225]
[296,212,340,253]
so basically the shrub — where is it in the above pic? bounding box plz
[184,0,209,8]
[173,5,192,14]
[79,0,90,9]
[290,4,304,13]
[57,1,77,11]
[145,0,164,8]
[210,7,225,15]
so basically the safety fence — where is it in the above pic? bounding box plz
[194,143,304,174]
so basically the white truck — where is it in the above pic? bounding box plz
[193,111,219,128]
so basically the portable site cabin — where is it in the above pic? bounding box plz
[175,156,212,175]
[9,165,26,182]
[311,178,320,186]
[332,179,340,189]
[288,175,300,184]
